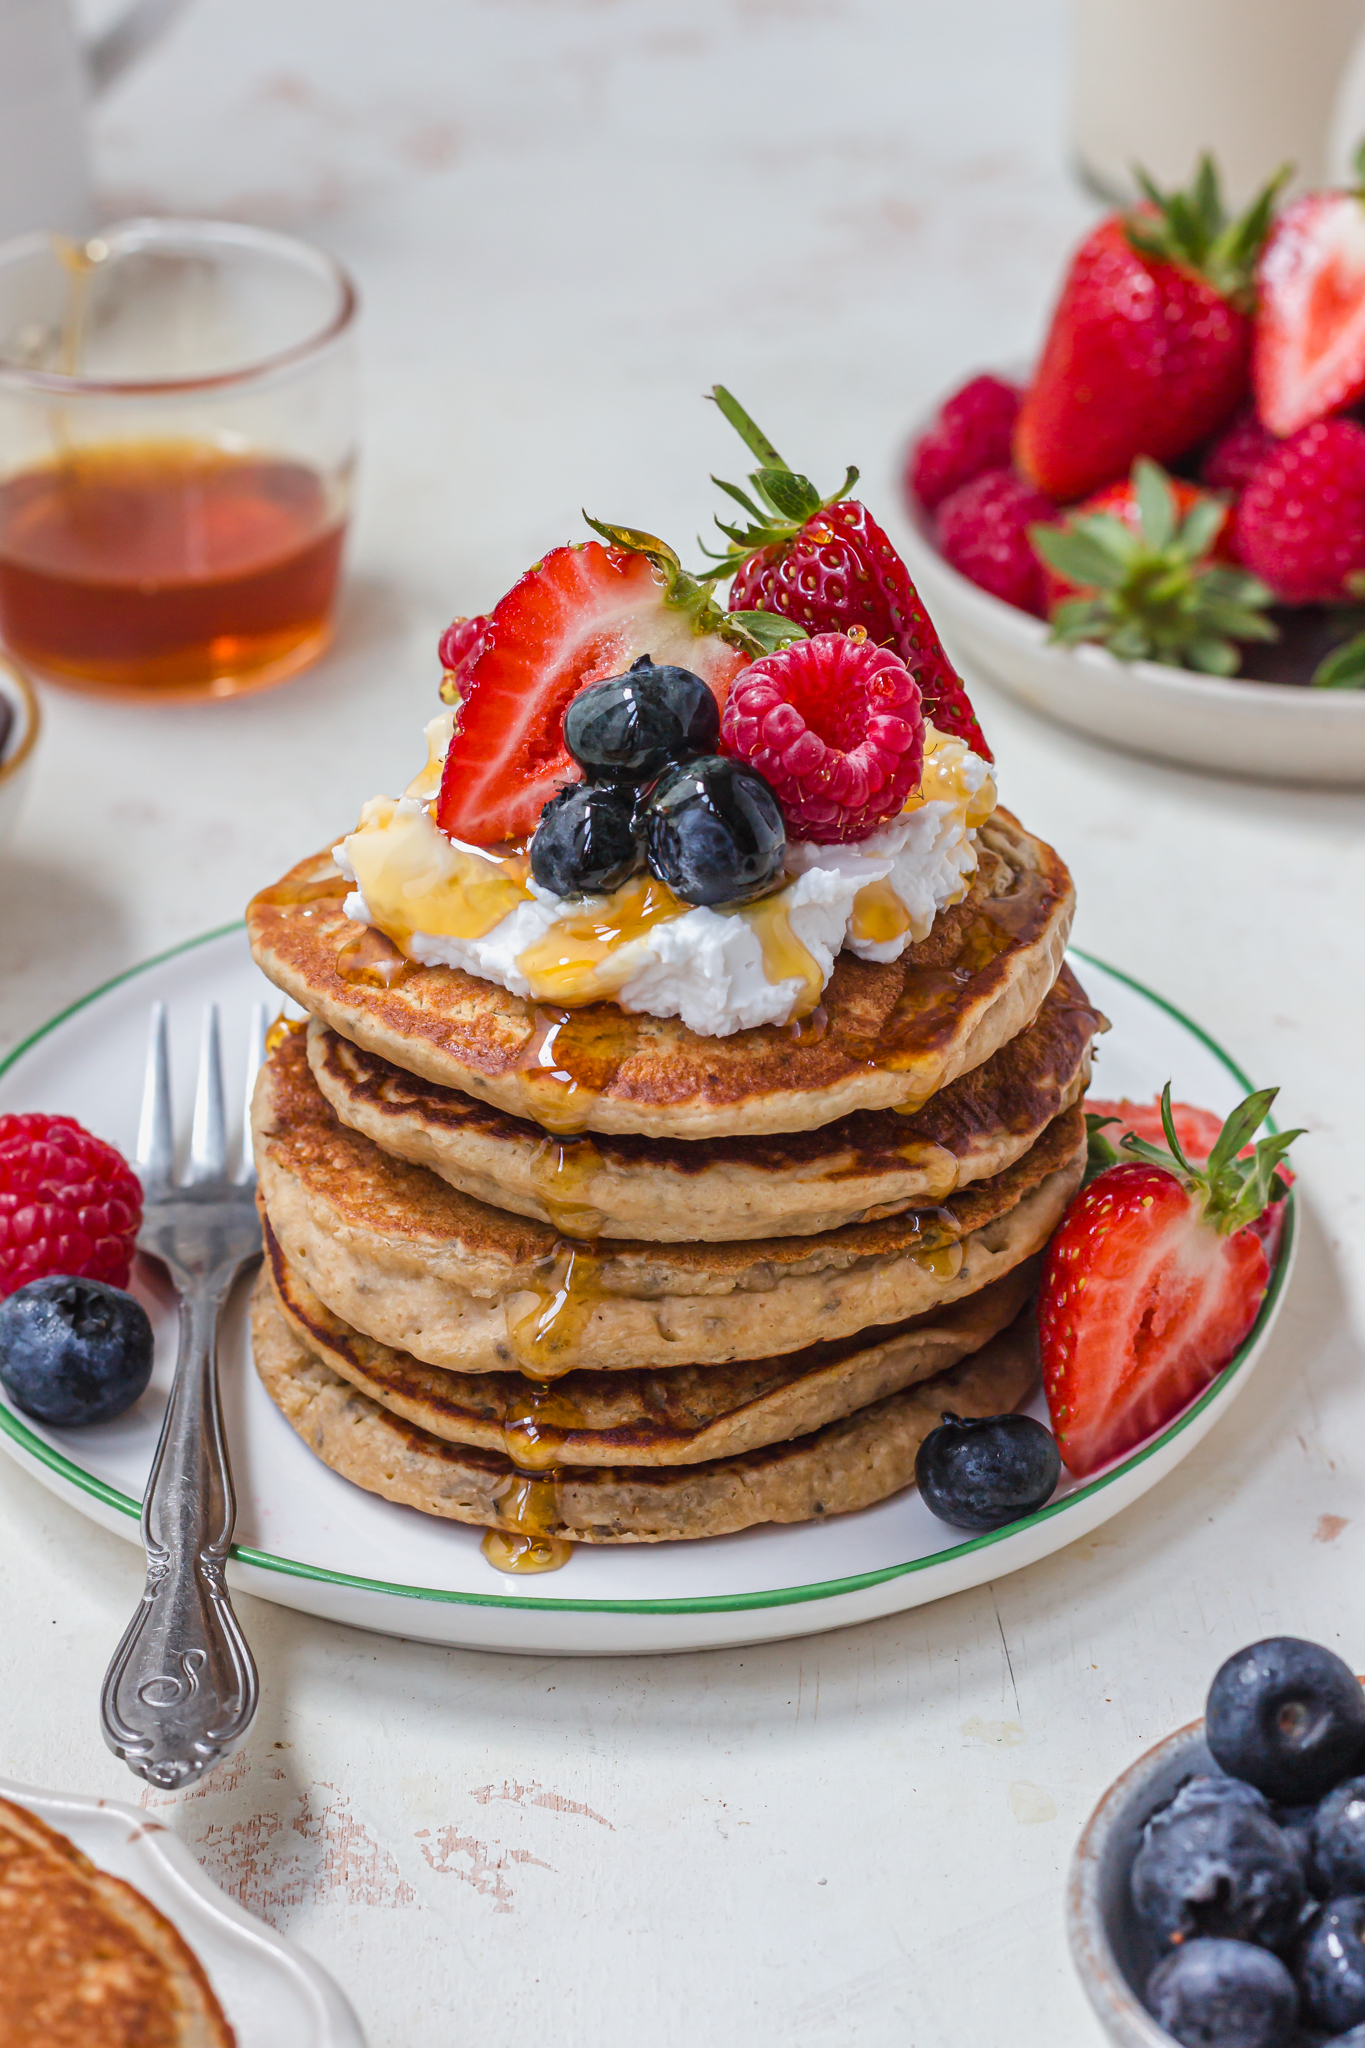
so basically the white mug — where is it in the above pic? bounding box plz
[0,0,189,242]
[1072,0,1365,206]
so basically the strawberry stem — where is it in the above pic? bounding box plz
[697,387,860,579]
[1124,154,1291,309]
[581,515,808,659]
[1116,1081,1303,1236]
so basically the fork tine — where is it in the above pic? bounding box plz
[135,1003,174,1195]
[187,1004,228,1185]
[239,1002,267,1184]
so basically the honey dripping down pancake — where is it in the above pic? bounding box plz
[250,1268,1042,1546]
[304,963,1107,1241]
[0,1799,235,2048]
[246,810,1075,1139]
[251,1030,1087,1377]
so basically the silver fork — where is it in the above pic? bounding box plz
[100,1000,267,1790]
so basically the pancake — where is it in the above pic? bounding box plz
[253,1029,1086,1372]
[0,1798,234,2048]
[306,963,1106,1240]
[250,1271,1040,1543]
[246,809,1074,1138]
[265,1221,1037,1465]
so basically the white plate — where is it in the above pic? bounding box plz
[0,1776,366,2047]
[0,929,1295,1655]
[897,388,1365,786]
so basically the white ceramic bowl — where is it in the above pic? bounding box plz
[0,653,38,844]
[1067,1681,1365,2045]
[898,392,1365,786]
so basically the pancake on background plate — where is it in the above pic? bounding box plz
[246,424,1100,1571]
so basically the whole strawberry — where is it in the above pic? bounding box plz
[701,387,992,759]
[1200,407,1280,494]
[1039,1084,1299,1477]
[0,1114,143,1297]
[1232,419,1365,603]
[905,374,1022,511]
[1255,142,1365,437]
[1030,458,1274,673]
[935,468,1054,616]
[1016,157,1286,503]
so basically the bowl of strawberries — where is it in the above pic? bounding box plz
[898,154,1365,784]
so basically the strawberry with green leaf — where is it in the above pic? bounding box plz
[1016,155,1288,503]
[1039,1084,1300,1478]
[1029,458,1276,674]
[699,387,992,757]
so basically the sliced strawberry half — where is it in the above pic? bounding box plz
[1255,181,1365,438]
[436,534,751,846]
[1039,1084,1300,1477]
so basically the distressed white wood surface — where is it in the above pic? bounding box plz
[3,3,1363,2042]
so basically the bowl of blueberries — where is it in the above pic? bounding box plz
[0,653,39,849]
[1069,1636,1365,2048]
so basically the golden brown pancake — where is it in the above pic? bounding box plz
[251,1271,1040,1543]
[246,810,1074,1137]
[265,1221,1037,1465]
[252,1028,1086,1371]
[306,964,1105,1240]
[0,1799,234,2048]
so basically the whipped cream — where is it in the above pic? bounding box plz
[336,723,995,1037]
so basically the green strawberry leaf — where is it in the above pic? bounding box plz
[754,467,823,524]
[1116,1080,1305,1237]
[724,608,809,654]
[710,386,789,471]
[1311,630,1365,689]
[1134,458,1177,550]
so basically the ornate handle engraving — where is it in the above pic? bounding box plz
[101,1283,259,1789]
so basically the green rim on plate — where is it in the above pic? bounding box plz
[0,929,1295,1617]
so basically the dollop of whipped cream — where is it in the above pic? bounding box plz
[336,717,996,1037]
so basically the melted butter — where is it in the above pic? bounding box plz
[732,891,823,1021]
[528,1135,606,1237]
[505,1240,604,1377]
[515,875,685,1005]
[344,795,531,949]
[336,925,413,988]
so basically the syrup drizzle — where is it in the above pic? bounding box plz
[480,1474,573,1575]
[263,1012,308,1056]
[528,1134,606,1237]
[336,925,413,988]
[505,1240,604,1378]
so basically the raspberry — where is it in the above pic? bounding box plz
[1201,408,1280,493]
[905,375,1022,511]
[719,633,924,844]
[1232,418,1365,602]
[0,1114,142,1298]
[935,468,1054,616]
[437,613,490,683]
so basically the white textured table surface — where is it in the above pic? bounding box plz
[3,4,1364,2043]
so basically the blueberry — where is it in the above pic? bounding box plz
[1146,1939,1298,2048]
[642,755,785,907]
[563,658,720,782]
[1298,1898,1365,2034]
[914,1410,1060,1531]
[0,1277,153,1426]
[1207,1640,1365,1805]
[1132,1781,1306,1953]
[530,782,643,897]
[1312,1783,1365,1899]
[1320,2027,1365,2046]
[1273,1804,1321,1892]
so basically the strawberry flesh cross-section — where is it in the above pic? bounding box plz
[435,541,749,846]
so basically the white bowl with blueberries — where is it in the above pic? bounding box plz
[1069,1636,1365,2048]
[0,654,39,846]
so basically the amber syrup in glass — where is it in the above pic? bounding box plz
[0,441,346,698]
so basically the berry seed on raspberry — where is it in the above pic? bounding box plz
[720,633,925,844]
[0,1113,143,1298]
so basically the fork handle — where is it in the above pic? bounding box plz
[100,1275,259,1789]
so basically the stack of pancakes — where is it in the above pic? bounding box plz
[245,808,1103,1567]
